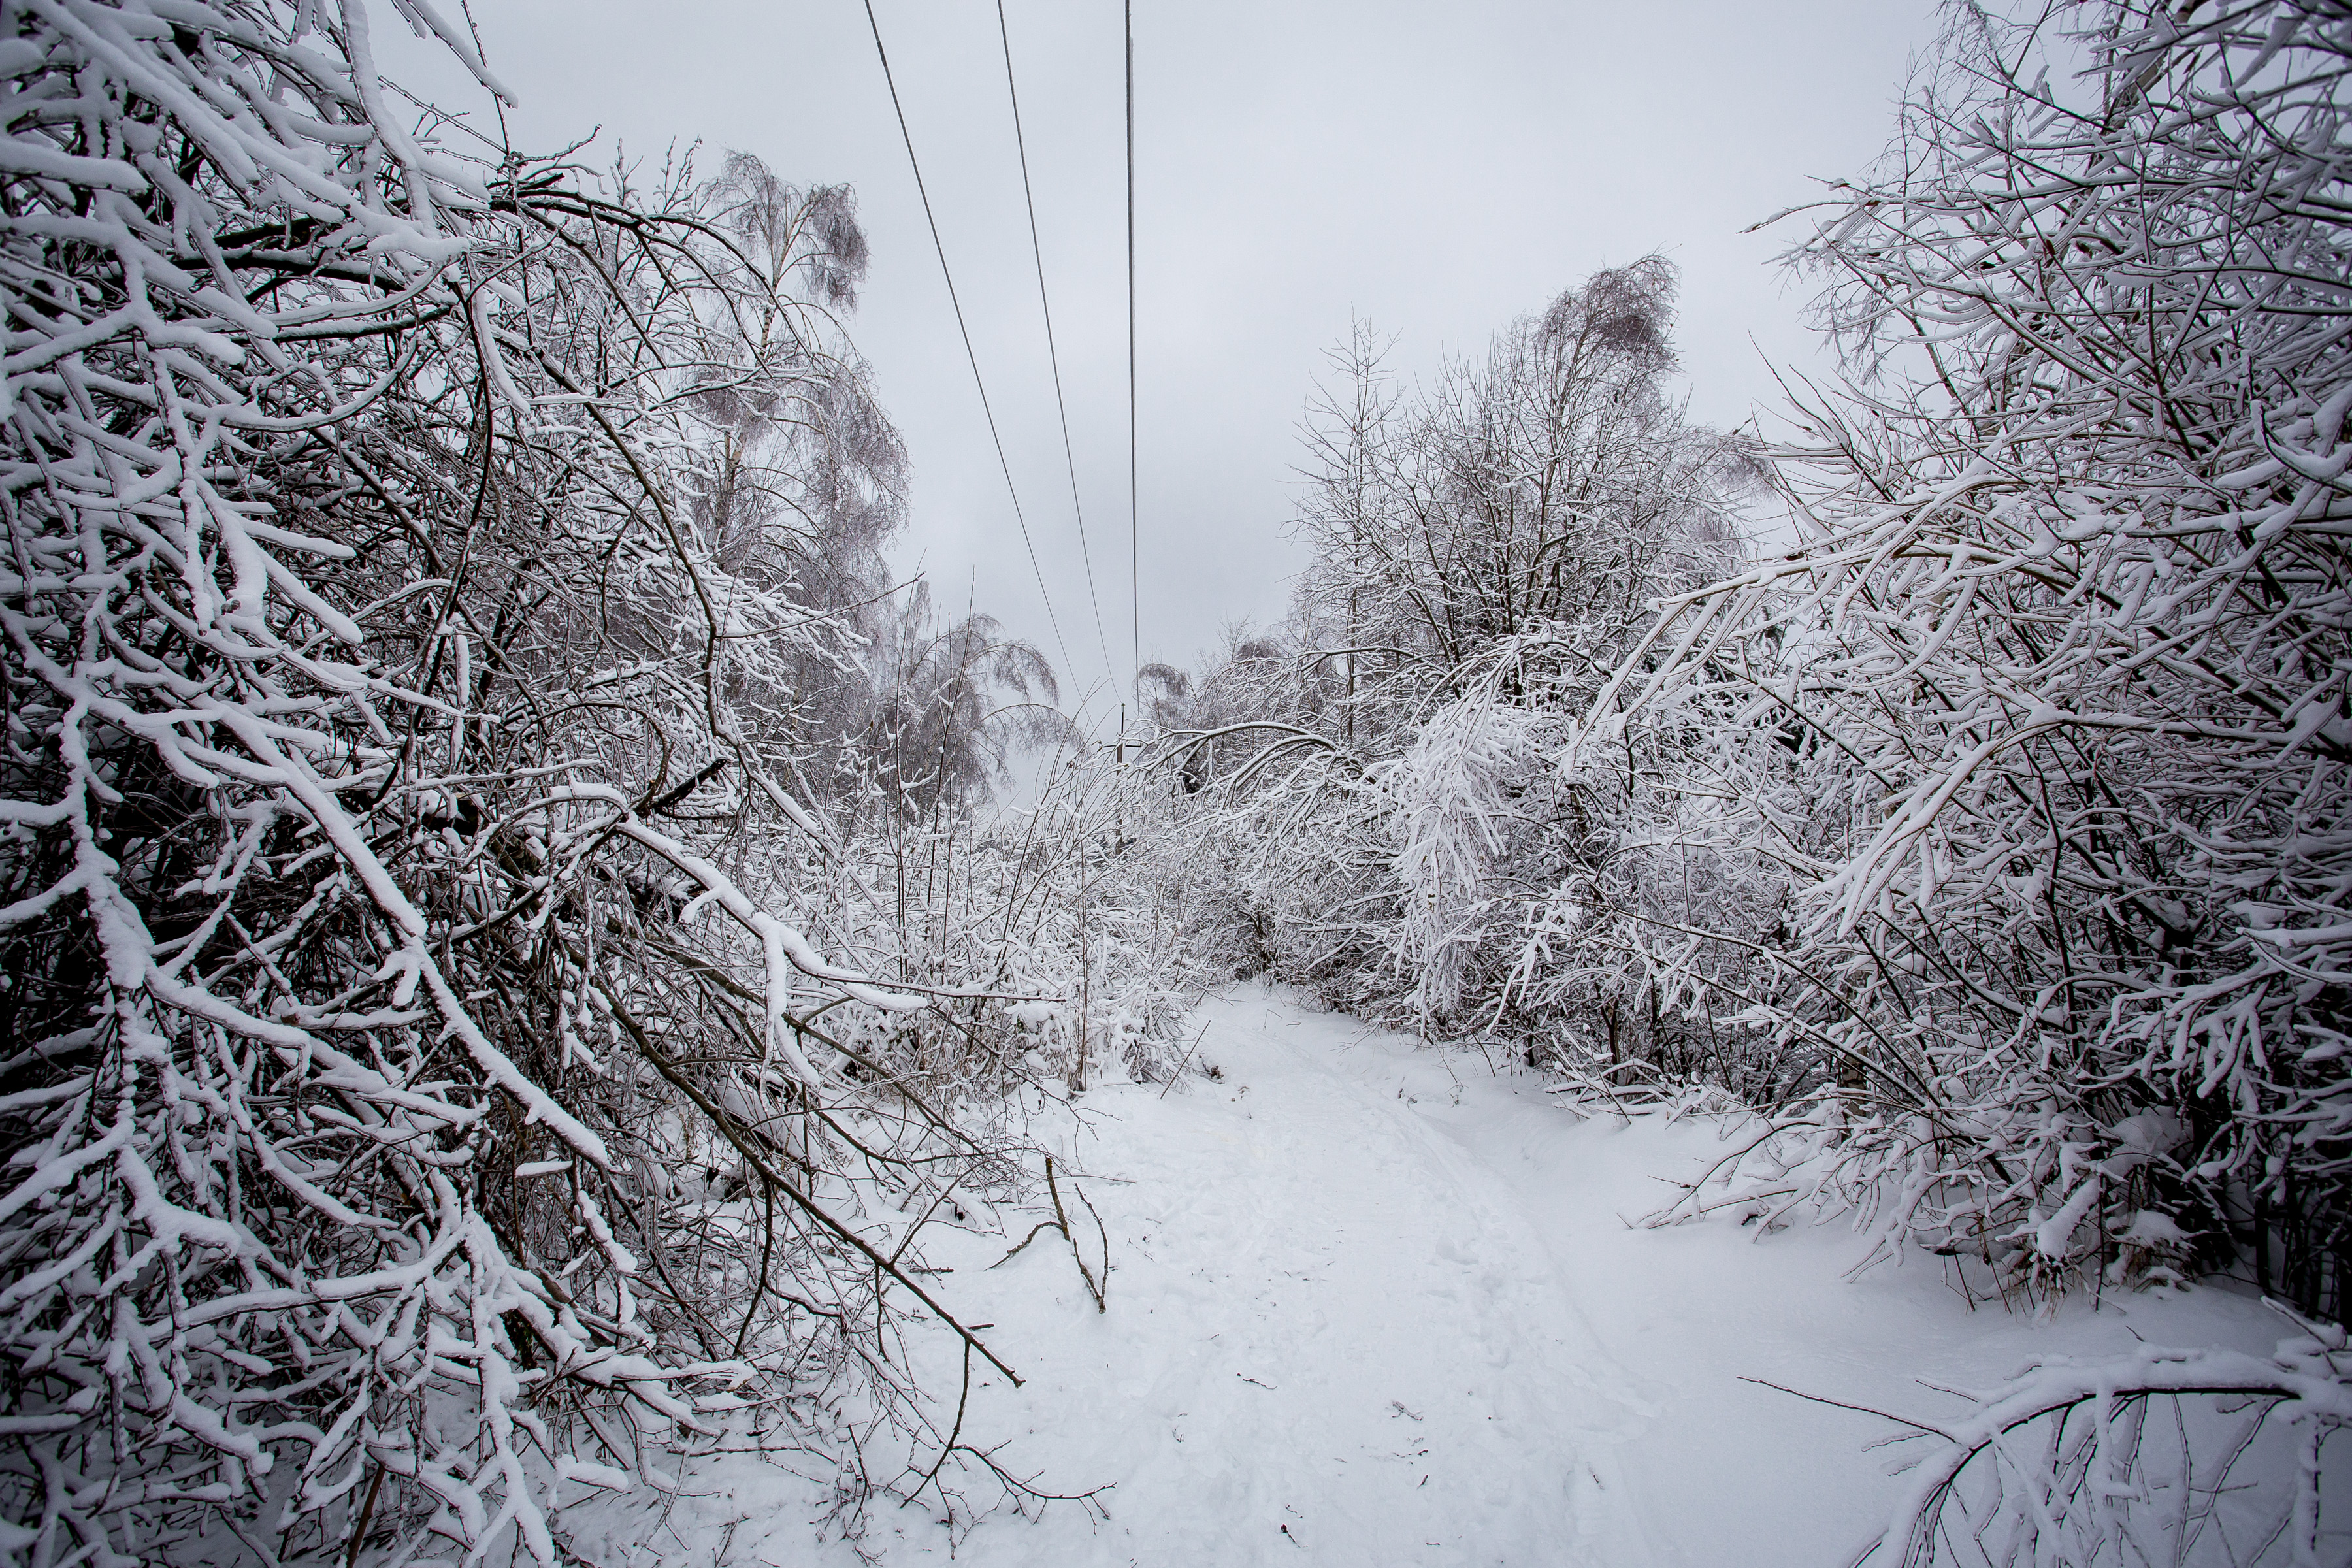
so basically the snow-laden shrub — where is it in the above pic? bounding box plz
[0,8,1057,1566]
[1371,624,1804,1082]
[1599,0,2352,1311]
[1861,1303,2352,1567]
[1388,679,1548,1026]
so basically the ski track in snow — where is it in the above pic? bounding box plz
[618,984,2289,1567]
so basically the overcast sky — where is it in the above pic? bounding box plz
[397,0,1936,730]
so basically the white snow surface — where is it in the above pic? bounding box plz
[586,984,2288,1567]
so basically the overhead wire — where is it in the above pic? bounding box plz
[858,0,1079,689]
[1125,0,1140,691]
[993,0,1119,700]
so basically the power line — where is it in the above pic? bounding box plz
[1125,0,1140,688]
[859,0,1078,687]
[993,0,1117,696]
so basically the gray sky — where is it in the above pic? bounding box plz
[400,0,1935,730]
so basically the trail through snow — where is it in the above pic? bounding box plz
[904,989,1653,1566]
[610,985,2287,1567]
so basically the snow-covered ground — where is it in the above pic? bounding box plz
[598,983,2289,1567]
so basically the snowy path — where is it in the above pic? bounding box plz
[646,985,2285,1567]
[897,990,1655,1567]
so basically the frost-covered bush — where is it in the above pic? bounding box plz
[0,7,1061,1567]
[1861,1304,2352,1567]
[1600,0,2352,1311]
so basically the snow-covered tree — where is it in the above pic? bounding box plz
[0,8,1048,1567]
[1606,0,2352,1313]
[1160,263,1750,1043]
